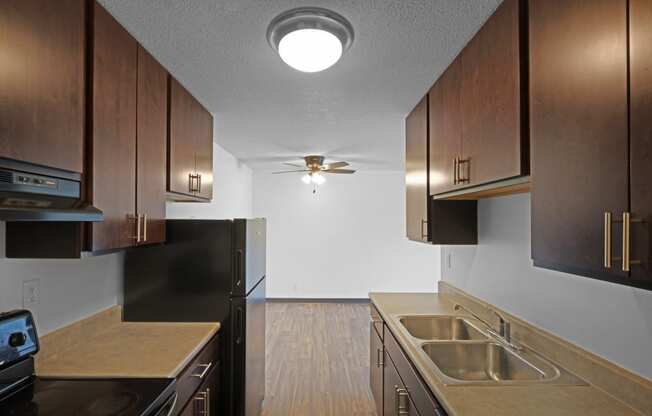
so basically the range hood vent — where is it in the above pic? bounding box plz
[0,158,103,223]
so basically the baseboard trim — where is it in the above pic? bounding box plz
[267,298,370,304]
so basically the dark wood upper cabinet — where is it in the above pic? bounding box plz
[429,59,462,195]
[530,0,631,284]
[629,0,652,284]
[405,96,429,243]
[460,0,526,186]
[426,0,527,196]
[0,0,85,172]
[137,45,168,245]
[168,77,214,201]
[195,105,214,201]
[89,2,138,251]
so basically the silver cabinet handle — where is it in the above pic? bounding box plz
[195,390,208,415]
[143,213,148,242]
[457,157,470,184]
[604,212,612,268]
[421,219,428,241]
[192,362,213,379]
[198,173,202,193]
[453,157,459,185]
[395,387,410,415]
[376,347,384,368]
[130,214,142,242]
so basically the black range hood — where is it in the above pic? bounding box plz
[0,158,103,222]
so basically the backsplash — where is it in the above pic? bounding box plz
[0,222,122,335]
[442,193,652,380]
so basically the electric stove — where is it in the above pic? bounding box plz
[0,310,177,416]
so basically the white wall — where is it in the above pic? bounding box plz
[167,142,253,219]
[0,222,122,335]
[253,170,440,298]
[442,193,652,380]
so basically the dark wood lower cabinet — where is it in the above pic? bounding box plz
[370,324,383,416]
[175,335,219,416]
[179,363,219,416]
[370,309,447,416]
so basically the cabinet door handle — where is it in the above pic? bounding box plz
[453,157,459,185]
[142,213,148,242]
[457,157,470,184]
[198,174,202,193]
[421,219,428,241]
[192,362,213,379]
[130,214,141,242]
[604,212,612,268]
[195,390,208,415]
[189,173,200,192]
[395,387,410,415]
[376,347,384,368]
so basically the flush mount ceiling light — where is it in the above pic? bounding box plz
[267,7,354,73]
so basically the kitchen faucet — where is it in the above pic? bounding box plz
[454,304,516,348]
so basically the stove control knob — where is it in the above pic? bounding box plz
[9,332,27,347]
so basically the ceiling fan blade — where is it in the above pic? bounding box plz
[283,162,306,168]
[272,169,310,174]
[323,161,349,170]
[323,169,356,174]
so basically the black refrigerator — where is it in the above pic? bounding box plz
[122,218,266,416]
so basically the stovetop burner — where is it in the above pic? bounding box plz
[0,378,174,416]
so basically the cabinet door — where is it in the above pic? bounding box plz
[136,45,167,245]
[629,0,652,286]
[460,0,525,186]
[90,2,138,251]
[0,0,85,173]
[195,105,213,200]
[429,59,462,195]
[530,0,629,282]
[370,324,383,416]
[406,96,429,242]
[169,77,198,197]
[383,353,418,416]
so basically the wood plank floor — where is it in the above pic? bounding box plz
[262,302,377,416]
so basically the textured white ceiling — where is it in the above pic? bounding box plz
[98,0,501,171]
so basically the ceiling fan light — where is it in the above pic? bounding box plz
[311,173,326,185]
[301,174,312,184]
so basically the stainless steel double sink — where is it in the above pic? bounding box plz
[397,315,585,386]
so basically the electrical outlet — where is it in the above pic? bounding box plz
[22,279,40,308]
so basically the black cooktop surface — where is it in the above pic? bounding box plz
[0,377,174,416]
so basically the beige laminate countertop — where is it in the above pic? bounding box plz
[35,306,220,379]
[370,292,649,416]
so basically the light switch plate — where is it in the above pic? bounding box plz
[22,279,40,308]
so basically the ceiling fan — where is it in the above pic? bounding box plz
[272,155,356,188]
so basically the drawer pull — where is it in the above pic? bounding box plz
[395,387,410,415]
[192,362,213,379]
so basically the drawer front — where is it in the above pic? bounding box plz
[384,325,446,416]
[175,335,219,414]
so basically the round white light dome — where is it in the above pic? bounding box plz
[278,29,343,73]
[267,7,354,74]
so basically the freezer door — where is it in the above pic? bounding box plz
[230,277,266,416]
[233,218,266,296]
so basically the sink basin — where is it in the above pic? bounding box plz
[422,342,549,382]
[399,316,487,341]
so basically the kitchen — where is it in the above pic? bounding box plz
[0,0,651,415]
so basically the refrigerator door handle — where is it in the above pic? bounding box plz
[235,307,244,345]
[235,249,243,289]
